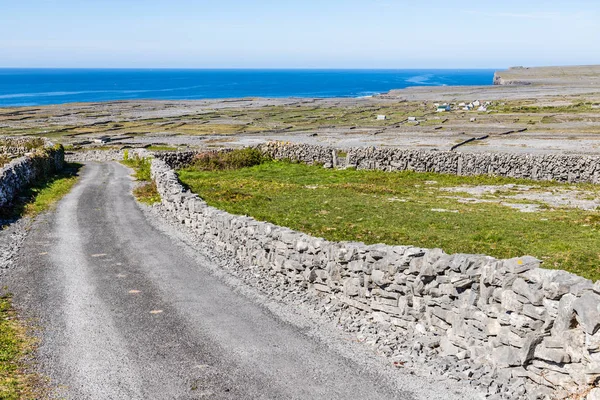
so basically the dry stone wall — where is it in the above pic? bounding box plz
[257,142,600,184]
[64,148,152,163]
[153,151,198,169]
[151,156,600,399]
[0,137,46,157]
[0,144,65,208]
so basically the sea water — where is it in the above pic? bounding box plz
[0,69,496,107]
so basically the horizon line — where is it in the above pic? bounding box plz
[0,66,505,71]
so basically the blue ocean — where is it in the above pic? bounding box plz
[0,69,496,107]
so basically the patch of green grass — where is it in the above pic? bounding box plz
[0,163,82,222]
[22,165,81,217]
[121,153,152,181]
[121,154,161,204]
[146,145,178,152]
[179,162,600,281]
[191,148,270,171]
[0,293,40,399]
[133,182,161,205]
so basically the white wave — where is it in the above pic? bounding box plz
[0,84,214,100]
[0,91,95,99]
[405,74,434,85]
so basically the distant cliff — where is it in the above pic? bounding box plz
[494,65,600,86]
[493,67,532,86]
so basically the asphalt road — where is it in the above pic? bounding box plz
[8,162,419,400]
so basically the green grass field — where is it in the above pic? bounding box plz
[179,161,600,281]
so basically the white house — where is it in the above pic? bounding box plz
[473,100,481,107]
[376,115,387,120]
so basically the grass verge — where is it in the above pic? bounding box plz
[0,163,82,223]
[179,161,600,281]
[0,294,39,399]
[121,153,161,205]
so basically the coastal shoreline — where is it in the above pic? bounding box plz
[1,65,599,156]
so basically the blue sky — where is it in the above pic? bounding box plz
[1,0,599,68]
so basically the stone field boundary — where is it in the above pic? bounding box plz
[0,140,65,208]
[149,145,600,400]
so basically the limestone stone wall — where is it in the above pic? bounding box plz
[151,156,600,399]
[64,149,151,163]
[0,137,46,157]
[257,142,600,184]
[153,151,198,170]
[0,145,65,208]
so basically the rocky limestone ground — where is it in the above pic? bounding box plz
[2,66,600,156]
[0,219,28,271]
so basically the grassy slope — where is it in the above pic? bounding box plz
[0,164,81,398]
[179,162,600,281]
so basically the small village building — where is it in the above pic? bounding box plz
[94,137,110,144]
[436,104,451,112]
[376,115,387,120]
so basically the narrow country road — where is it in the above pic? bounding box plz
[8,162,422,400]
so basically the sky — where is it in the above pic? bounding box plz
[1,0,599,69]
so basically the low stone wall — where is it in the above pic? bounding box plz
[153,151,200,170]
[0,137,46,157]
[65,150,124,163]
[257,142,600,184]
[64,149,152,163]
[0,145,65,208]
[151,156,600,399]
[257,142,337,167]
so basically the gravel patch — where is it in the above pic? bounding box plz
[0,219,29,272]
[442,184,600,211]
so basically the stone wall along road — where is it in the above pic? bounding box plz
[151,154,600,400]
[256,142,600,184]
[0,143,64,208]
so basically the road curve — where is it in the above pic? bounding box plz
[8,162,418,400]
